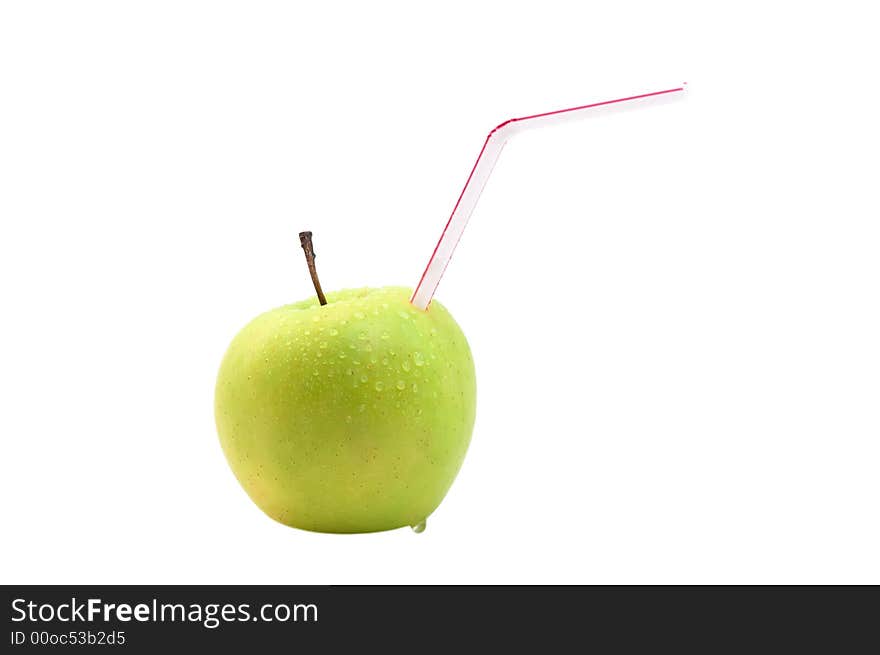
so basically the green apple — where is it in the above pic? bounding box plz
[214,285,476,533]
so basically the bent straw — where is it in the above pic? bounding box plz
[410,84,687,310]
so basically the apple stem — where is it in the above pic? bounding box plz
[298,231,328,306]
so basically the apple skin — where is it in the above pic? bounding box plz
[215,286,476,533]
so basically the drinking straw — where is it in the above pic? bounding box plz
[410,84,687,310]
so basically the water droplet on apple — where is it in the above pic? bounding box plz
[358,404,366,413]
[411,519,426,534]
[358,331,367,340]
[430,328,438,337]
[382,358,390,366]
[319,341,327,349]
[329,328,338,336]
[374,381,384,391]
[312,369,320,376]
[398,310,410,320]
[354,311,365,320]
[345,415,352,424]
[413,352,425,366]
[316,352,323,358]
[401,361,411,372]
[380,332,390,340]
[396,380,406,390]
[412,383,418,393]
[311,315,320,322]
[360,374,368,383]
[338,352,346,359]
[346,369,354,376]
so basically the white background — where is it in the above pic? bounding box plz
[1,2,878,584]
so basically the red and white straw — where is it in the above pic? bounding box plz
[410,84,687,310]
